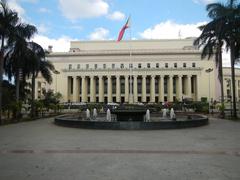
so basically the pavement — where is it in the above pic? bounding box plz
[0,117,240,180]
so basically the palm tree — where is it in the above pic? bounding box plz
[0,0,19,123]
[195,0,240,118]
[27,42,55,117]
[194,20,225,117]
[4,24,37,103]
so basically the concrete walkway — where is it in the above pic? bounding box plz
[0,117,240,180]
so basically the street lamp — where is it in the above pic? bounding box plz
[53,70,60,93]
[205,68,213,113]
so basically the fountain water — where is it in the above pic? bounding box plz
[162,108,167,118]
[145,109,150,122]
[170,108,176,120]
[93,108,97,119]
[106,109,111,122]
[86,109,90,120]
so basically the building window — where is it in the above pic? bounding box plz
[86,64,89,69]
[77,64,80,69]
[183,63,186,68]
[192,63,196,67]
[147,63,151,68]
[94,64,98,69]
[174,63,177,68]
[69,64,72,70]
[129,63,133,68]
[138,63,142,68]
[156,63,159,68]
[112,64,115,69]
[121,64,124,69]
[103,64,106,69]
[165,63,168,68]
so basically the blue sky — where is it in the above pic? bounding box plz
[8,0,227,54]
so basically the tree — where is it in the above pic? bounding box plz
[194,20,225,117]
[4,24,37,101]
[26,42,55,117]
[195,0,240,118]
[0,0,19,123]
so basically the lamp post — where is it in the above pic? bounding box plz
[54,70,60,93]
[205,68,213,113]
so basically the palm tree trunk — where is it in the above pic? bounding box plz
[218,48,225,118]
[15,69,20,119]
[230,43,237,118]
[0,51,3,124]
[31,73,36,117]
[0,35,5,124]
[15,69,20,102]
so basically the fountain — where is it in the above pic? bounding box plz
[145,109,150,122]
[162,108,167,118]
[170,108,176,120]
[55,104,209,130]
[93,108,97,119]
[86,109,90,120]
[106,109,111,122]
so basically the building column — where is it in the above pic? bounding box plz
[90,76,96,102]
[67,76,71,101]
[158,75,164,102]
[177,75,183,101]
[187,75,192,98]
[73,76,79,102]
[107,76,112,103]
[125,75,129,103]
[168,75,173,102]
[116,75,121,103]
[142,75,146,103]
[81,76,87,102]
[150,75,155,102]
[195,75,200,101]
[133,75,138,103]
[98,76,104,102]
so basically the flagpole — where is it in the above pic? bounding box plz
[129,17,133,104]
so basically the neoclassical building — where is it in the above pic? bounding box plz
[35,39,240,103]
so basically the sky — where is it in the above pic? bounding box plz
[7,0,231,66]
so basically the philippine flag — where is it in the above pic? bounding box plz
[117,17,130,42]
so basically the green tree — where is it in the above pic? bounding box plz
[0,0,19,123]
[0,0,36,121]
[27,42,55,117]
[4,24,37,101]
[194,20,225,117]
[195,0,240,118]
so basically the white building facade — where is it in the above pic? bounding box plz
[34,39,240,103]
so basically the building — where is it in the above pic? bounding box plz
[34,39,240,103]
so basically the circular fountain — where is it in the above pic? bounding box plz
[55,104,209,130]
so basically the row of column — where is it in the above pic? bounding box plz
[70,75,197,103]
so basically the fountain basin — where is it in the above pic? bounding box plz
[54,114,209,130]
[111,109,146,121]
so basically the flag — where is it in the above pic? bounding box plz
[117,17,130,41]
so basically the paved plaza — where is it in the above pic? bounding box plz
[0,117,240,180]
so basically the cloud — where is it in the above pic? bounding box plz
[33,35,76,52]
[88,27,109,40]
[58,0,109,20]
[37,24,49,34]
[7,0,38,18]
[107,11,125,21]
[8,0,25,18]
[39,7,51,13]
[139,20,206,39]
[193,0,216,5]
